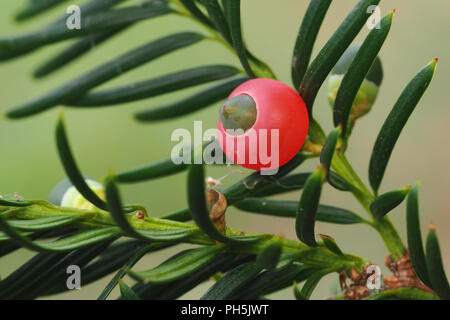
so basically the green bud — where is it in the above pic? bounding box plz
[49,178,105,210]
[328,44,383,120]
[219,94,257,134]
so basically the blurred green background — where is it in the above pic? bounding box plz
[0,0,449,299]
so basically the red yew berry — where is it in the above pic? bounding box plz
[218,78,309,172]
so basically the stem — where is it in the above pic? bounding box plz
[169,0,276,79]
[371,218,405,258]
[169,0,237,54]
[3,200,367,273]
[332,152,405,259]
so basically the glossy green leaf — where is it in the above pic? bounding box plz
[292,0,332,88]
[274,251,304,272]
[180,0,216,29]
[333,12,393,136]
[188,164,259,243]
[426,225,450,300]
[230,264,317,299]
[157,255,254,299]
[234,198,364,224]
[55,0,128,22]
[223,0,255,77]
[293,281,304,300]
[211,1,275,78]
[15,0,69,22]
[0,250,67,299]
[320,126,341,175]
[406,182,431,287]
[295,269,332,300]
[135,76,248,122]
[132,253,249,300]
[364,287,439,300]
[130,229,196,244]
[296,166,326,246]
[117,140,220,183]
[24,241,113,299]
[91,243,167,298]
[44,240,158,296]
[252,172,311,197]
[370,186,411,220]
[223,152,308,205]
[9,215,80,232]
[0,230,33,242]
[48,0,130,27]
[299,0,381,114]
[34,29,128,78]
[5,32,203,119]
[33,0,135,77]
[0,198,32,207]
[0,229,73,257]
[308,118,327,144]
[202,0,232,44]
[69,65,239,106]
[328,171,353,191]
[201,262,263,300]
[220,0,231,19]
[245,50,277,79]
[56,114,107,210]
[0,3,175,61]
[117,157,187,184]
[129,245,224,283]
[105,174,194,242]
[369,59,438,193]
[256,241,282,270]
[118,280,141,300]
[162,208,192,222]
[0,212,120,252]
[319,235,343,256]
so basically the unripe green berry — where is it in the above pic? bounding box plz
[219,95,257,135]
[328,44,383,120]
[49,178,105,210]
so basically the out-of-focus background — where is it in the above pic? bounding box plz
[0,0,449,299]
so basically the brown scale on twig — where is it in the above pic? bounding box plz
[340,250,435,300]
[206,189,227,242]
[383,250,435,294]
[339,265,373,300]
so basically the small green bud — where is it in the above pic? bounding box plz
[49,178,105,210]
[219,94,257,134]
[328,44,383,120]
